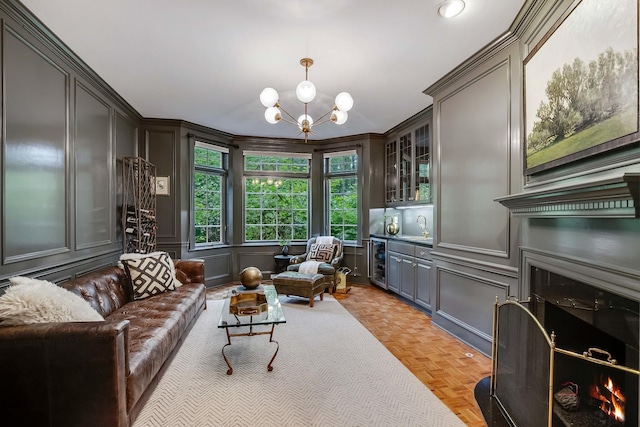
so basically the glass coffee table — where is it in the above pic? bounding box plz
[217,284,286,375]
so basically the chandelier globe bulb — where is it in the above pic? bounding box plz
[335,92,354,112]
[260,87,279,108]
[296,80,316,103]
[332,110,348,125]
[297,114,313,130]
[264,107,281,124]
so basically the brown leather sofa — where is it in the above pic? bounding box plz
[0,259,207,427]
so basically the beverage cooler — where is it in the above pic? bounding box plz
[369,238,387,289]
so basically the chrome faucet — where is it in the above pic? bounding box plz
[416,215,429,238]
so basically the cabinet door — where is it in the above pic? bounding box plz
[387,253,401,293]
[399,255,416,300]
[414,123,430,203]
[415,259,431,310]
[398,132,412,202]
[385,140,398,204]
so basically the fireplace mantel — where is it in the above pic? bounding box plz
[495,173,640,218]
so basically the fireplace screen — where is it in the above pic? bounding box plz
[492,299,639,426]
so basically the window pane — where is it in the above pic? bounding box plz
[277,226,293,240]
[328,154,358,173]
[327,170,358,242]
[244,154,309,173]
[208,151,222,168]
[292,194,307,209]
[245,225,260,241]
[262,226,276,240]
[243,174,308,242]
[263,210,276,223]
[293,225,307,240]
[195,227,206,244]
[194,145,226,247]
[194,210,207,226]
[194,147,208,166]
[207,227,220,242]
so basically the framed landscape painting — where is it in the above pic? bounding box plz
[524,0,639,175]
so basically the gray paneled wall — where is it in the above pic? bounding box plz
[425,0,640,357]
[75,82,112,250]
[4,25,69,263]
[426,40,521,355]
[0,1,141,286]
[438,60,512,257]
[146,128,178,240]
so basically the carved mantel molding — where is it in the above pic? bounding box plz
[495,173,640,218]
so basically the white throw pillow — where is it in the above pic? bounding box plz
[0,277,104,326]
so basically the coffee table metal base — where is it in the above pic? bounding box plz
[221,323,280,375]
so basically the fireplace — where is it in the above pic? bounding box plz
[532,267,639,426]
[480,256,640,426]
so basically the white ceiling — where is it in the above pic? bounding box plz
[20,0,525,141]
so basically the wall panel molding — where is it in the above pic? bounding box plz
[145,129,178,239]
[74,80,113,250]
[3,23,70,264]
[436,58,512,257]
[432,264,511,354]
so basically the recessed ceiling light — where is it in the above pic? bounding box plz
[438,0,465,18]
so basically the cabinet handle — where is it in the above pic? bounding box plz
[420,251,427,256]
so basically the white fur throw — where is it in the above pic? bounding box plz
[0,277,104,326]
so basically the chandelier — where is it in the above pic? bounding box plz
[259,58,354,142]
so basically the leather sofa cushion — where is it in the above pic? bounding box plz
[61,267,130,318]
[107,282,205,411]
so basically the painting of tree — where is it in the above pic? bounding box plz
[524,0,638,174]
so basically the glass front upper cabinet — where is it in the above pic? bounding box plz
[385,120,431,205]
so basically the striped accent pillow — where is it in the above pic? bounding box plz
[121,252,175,300]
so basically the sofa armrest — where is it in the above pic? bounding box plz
[174,259,205,284]
[289,253,308,265]
[0,320,130,427]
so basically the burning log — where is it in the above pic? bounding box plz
[590,376,625,423]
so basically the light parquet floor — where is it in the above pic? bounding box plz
[209,282,490,426]
[333,284,491,426]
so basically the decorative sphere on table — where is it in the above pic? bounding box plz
[240,266,263,289]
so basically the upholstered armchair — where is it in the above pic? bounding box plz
[287,236,344,294]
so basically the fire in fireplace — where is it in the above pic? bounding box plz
[591,375,626,423]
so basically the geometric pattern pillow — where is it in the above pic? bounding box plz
[120,252,175,300]
[306,243,336,263]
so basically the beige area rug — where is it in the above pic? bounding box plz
[133,294,465,427]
